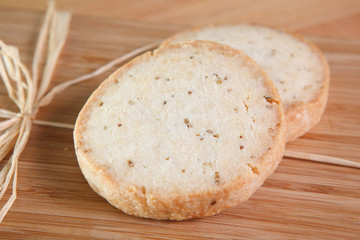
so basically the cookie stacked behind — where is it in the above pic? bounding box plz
[161,24,330,142]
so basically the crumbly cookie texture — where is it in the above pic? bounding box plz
[161,25,330,142]
[74,41,286,220]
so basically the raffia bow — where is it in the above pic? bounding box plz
[0,1,359,224]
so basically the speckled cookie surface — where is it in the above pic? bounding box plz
[74,41,286,220]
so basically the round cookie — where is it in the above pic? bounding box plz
[74,41,286,220]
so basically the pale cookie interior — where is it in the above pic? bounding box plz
[76,42,282,197]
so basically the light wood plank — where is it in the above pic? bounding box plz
[1,0,360,39]
[0,7,359,239]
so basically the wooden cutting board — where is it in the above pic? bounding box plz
[0,8,359,239]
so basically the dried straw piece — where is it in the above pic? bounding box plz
[33,119,74,129]
[284,150,360,169]
[36,10,71,102]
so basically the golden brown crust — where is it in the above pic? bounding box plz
[74,41,286,220]
[161,24,330,142]
[283,32,330,142]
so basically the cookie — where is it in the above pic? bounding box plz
[74,41,286,220]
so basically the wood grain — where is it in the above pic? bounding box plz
[0,7,360,240]
[1,0,360,39]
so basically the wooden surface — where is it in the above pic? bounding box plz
[1,0,360,39]
[0,1,360,239]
